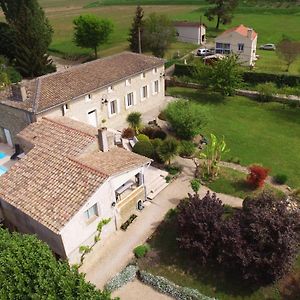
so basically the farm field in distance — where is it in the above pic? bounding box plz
[15,0,298,74]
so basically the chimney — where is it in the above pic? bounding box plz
[247,28,253,39]
[98,127,109,152]
[11,84,27,102]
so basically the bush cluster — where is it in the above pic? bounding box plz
[104,264,138,292]
[122,127,135,139]
[134,244,151,258]
[133,141,154,158]
[139,270,215,300]
[273,174,288,185]
[179,140,196,157]
[247,165,269,188]
[177,192,300,284]
[141,126,167,140]
[136,134,150,142]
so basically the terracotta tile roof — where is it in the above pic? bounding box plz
[218,24,257,40]
[77,147,151,177]
[174,21,207,28]
[0,52,164,113]
[0,117,150,233]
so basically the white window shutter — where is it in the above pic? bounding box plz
[147,85,150,98]
[124,95,128,110]
[108,102,112,118]
[133,91,137,105]
[117,99,120,114]
[140,87,143,101]
[152,82,155,95]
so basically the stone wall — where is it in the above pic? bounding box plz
[0,103,33,145]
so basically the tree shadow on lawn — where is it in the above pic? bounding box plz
[145,215,265,298]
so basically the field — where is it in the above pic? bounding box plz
[25,0,299,73]
[167,87,300,188]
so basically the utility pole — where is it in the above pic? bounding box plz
[138,26,142,54]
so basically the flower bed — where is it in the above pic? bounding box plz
[120,214,137,231]
[104,264,138,292]
[138,270,216,300]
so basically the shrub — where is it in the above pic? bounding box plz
[104,264,138,292]
[273,174,288,185]
[134,244,151,258]
[133,141,154,158]
[122,127,135,139]
[177,192,224,264]
[157,137,179,165]
[138,270,215,300]
[120,214,137,231]
[179,140,196,157]
[256,82,277,102]
[136,134,150,142]
[165,175,172,183]
[247,165,269,188]
[164,99,208,140]
[190,178,201,194]
[165,163,182,176]
[142,126,167,140]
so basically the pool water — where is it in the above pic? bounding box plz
[0,166,7,176]
[0,152,7,159]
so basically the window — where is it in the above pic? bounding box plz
[125,79,131,86]
[126,92,134,107]
[238,43,244,51]
[215,42,231,54]
[153,67,158,74]
[141,72,146,79]
[141,85,148,99]
[108,86,113,93]
[110,100,117,115]
[154,80,159,94]
[84,203,98,220]
[85,94,92,102]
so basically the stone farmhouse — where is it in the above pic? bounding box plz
[215,24,258,66]
[0,117,154,263]
[0,52,165,146]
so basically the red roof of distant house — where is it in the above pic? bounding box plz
[174,21,207,28]
[218,24,257,40]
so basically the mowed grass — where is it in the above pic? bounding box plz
[167,87,300,188]
[32,0,300,70]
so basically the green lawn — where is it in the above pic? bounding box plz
[206,167,285,199]
[23,1,299,68]
[167,87,300,188]
[141,213,285,300]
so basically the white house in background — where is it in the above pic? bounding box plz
[0,117,158,264]
[215,24,258,66]
[0,52,166,145]
[174,21,206,45]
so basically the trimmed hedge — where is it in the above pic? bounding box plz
[174,64,300,87]
[104,264,138,292]
[138,270,216,300]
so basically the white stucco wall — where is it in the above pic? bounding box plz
[60,166,145,264]
[37,65,166,130]
[175,25,206,45]
[215,31,257,66]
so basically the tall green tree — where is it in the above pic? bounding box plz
[73,15,114,59]
[128,5,144,53]
[204,0,239,29]
[143,13,176,58]
[0,228,114,299]
[0,0,55,77]
[0,22,15,60]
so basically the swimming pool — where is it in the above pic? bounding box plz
[0,166,7,176]
[0,152,7,159]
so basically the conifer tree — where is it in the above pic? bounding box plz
[128,5,144,53]
[0,0,55,77]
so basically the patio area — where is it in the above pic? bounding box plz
[0,143,16,175]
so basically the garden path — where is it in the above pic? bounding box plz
[81,157,243,293]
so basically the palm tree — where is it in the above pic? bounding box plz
[157,137,179,165]
[126,112,142,134]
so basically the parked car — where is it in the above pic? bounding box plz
[196,48,212,57]
[259,44,276,51]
